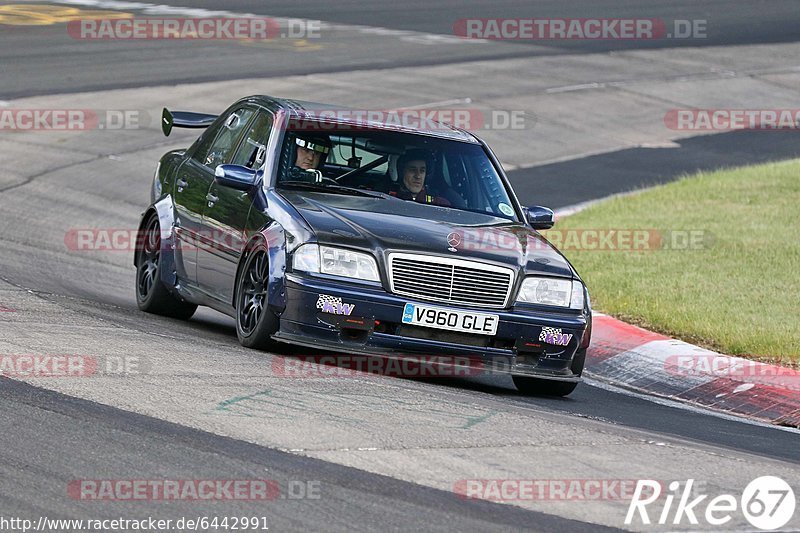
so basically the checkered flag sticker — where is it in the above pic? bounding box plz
[539,326,573,346]
[539,326,561,342]
[316,294,343,310]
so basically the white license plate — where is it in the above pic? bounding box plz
[401,303,499,336]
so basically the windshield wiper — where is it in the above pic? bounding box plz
[279,181,390,199]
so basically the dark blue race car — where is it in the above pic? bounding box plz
[135,95,592,396]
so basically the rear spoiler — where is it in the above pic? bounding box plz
[161,107,217,137]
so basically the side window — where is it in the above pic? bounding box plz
[230,111,273,169]
[196,108,255,168]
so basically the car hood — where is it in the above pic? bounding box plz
[280,190,575,278]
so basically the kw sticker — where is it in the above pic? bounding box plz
[539,326,572,346]
[316,294,355,316]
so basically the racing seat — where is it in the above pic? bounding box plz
[425,153,466,208]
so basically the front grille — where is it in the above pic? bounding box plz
[388,253,514,308]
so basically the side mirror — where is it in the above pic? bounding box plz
[214,164,260,191]
[161,108,173,137]
[524,205,555,230]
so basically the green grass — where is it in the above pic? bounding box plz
[549,159,800,362]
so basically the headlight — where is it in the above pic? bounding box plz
[292,244,380,283]
[292,243,320,273]
[516,277,585,309]
[571,280,585,310]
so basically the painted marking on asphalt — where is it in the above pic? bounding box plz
[399,98,473,110]
[239,38,325,52]
[36,0,256,19]
[212,387,498,429]
[0,4,131,26]
[546,82,604,94]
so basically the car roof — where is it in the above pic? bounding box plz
[241,95,481,144]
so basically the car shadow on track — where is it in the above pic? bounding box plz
[184,309,579,400]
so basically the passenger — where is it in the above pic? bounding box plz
[389,149,451,206]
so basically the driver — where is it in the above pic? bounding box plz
[294,134,332,170]
[389,149,451,206]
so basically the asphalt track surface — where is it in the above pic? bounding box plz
[164,0,800,42]
[1,1,800,531]
[3,0,800,98]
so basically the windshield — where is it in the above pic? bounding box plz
[276,126,519,221]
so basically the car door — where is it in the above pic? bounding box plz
[172,106,255,285]
[196,109,274,304]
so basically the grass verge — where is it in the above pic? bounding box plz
[547,159,800,362]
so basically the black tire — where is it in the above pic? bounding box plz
[512,347,586,397]
[235,247,280,350]
[134,213,197,320]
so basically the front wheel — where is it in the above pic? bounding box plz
[235,248,280,350]
[134,213,197,320]
[512,348,586,397]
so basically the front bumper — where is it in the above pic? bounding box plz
[274,273,589,381]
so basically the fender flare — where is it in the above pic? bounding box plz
[232,222,288,316]
[135,195,178,288]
